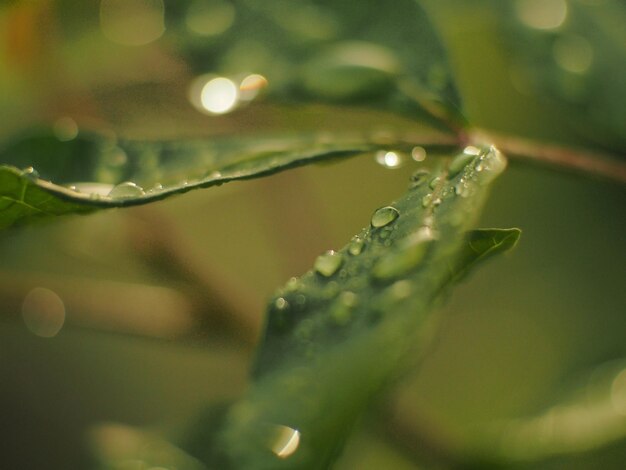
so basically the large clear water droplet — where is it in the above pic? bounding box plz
[314,250,343,277]
[70,182,115,197]
[371,206,399,228]
[269,424,301,459]
[108,181,145,199]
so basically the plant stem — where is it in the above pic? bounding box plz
[472,129,626,184]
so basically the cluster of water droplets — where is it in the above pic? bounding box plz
[265,145,503,341]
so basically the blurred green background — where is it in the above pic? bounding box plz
[1,1,625,468]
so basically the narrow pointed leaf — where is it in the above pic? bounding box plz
[451,228,521,282]
[204,147,511,469]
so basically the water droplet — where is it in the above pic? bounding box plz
[314,250,343,277]
[22,167,40,179]
[422,194,433,208]
[348,236,365,256]
[372,227,434,281]
[463,146,482,156]
[274,297,289,311]
[429,176,441,189]
[147,182,163,193]
[371,206,399,228]
[409,169,430,188]
[411,146,427,162]
[448,152,476,178]
[454,180,472,198]
[270,425,301,459]
[375,150,404,169]
[22,287,65,338]
[69,182,115,197]
[331,291,358,325]
[108,182,145,199]
[286,277,299,291]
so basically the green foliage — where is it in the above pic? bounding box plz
[213,148,509,469]
[0,130,379,228]
[0,1,624,469]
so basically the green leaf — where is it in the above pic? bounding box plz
[451,228,521,283]
[200,147,510,469]
[0,0,464,229]
[0,129,456,229]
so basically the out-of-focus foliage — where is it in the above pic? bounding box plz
[0,1,624,469]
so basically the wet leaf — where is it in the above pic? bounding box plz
[204,147,513,469]
[0,129,455,229]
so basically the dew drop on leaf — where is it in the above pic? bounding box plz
[371,206,399,228]
[429,176,441,189]
[274,297,289,311]
[314,250,343,277]
[22,167,40,179]
[107,182,145,199]
[70,183,115,197]
[448,152,476,178]
[348,236,365,256]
